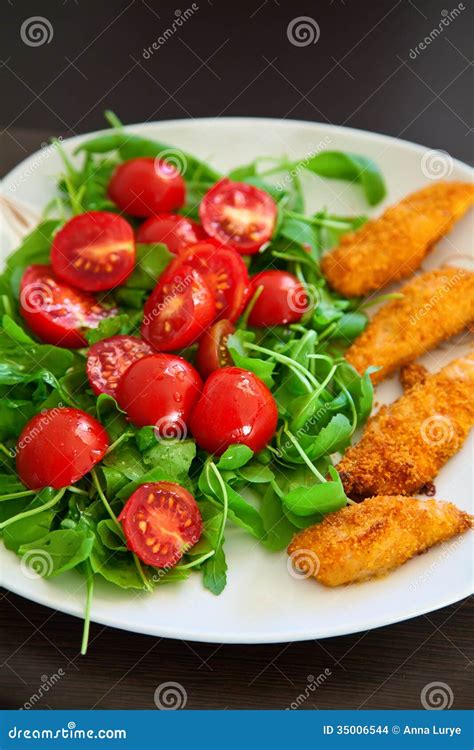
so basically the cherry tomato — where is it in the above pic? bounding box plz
[86,335,153,397]
[51,211,135,292]
[199,178,277,254]
[108,157,185,217]
[16,407,109,490]
[195,320,235,380]
[116,353,202,432]
[141,265,215,351]
[136,213,206,254]
[19,265,117,348]
[118,482,202,568]
[247,270,308,327]
[190,367,278,455]
[160,242,248,322]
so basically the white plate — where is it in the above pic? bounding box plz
[1,118,473,643]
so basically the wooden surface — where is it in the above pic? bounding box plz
[1,1,473,705]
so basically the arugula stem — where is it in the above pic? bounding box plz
[243,342,319,390]
[209,462,229,550]
[335,378,358,435]
[0,443,14,458]
[283,427,326,483]
[0,489,35,502]
[0,488,66,530]
[104,432,133,456]
[81,562,94,656]
[178,550,216,569]
[359,292,404,309]
[104,110,124,129]
[239,284,264,328]
[67,486,89,496]
[133,554,153,592]
[285,210,355,231]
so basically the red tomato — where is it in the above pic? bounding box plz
[190,367,278,455]
[19,265,117,348]
[108,157,185,217]
[16,407,109,489]
[247,270,308,327]
[116,353,202,433]
[51,211,135,292]
[141,265,215,351]
[136,213,206,254]
[160,242,248,322]
[199,178,277,254]
[86,335,153,397]
[195,320,235,380]
[118,482,202,568]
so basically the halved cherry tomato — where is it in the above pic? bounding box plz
[136,213,206,254]
[16,407,109,489]
[199,178,277,254]
[51,211,135,292]
[195,320,235,380]
[116,353,202,432]
[108,157,185,217]
[247,270,307,327]
[190,367,278,455]
[118,482,202,568]
[141,264,215,351]
[19,265,117,348]
[86,335,153,397]
[160,242,248,322]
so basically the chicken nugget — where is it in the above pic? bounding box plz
[321,181,474,297]
[345,266,474,384]
[287,495,471,587]
[337,352,474,499]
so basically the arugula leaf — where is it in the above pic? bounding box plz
[260,485,297,551]
[202,545,227,595]
[304,151,386,205]
[217,444,254,471]
[122,243,173,291]
[19,529,95,577]
[282,468,347,517]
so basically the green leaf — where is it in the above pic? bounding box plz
[123,243,173,291]
[237,463,275,484]
[97,519,127,551]
[282,467,347,517]
[19,529,94,577]
[202,545,227,595]
[217,444,254,470]
[305,151,386,205]
[279,217,319,254]
[331,312,368,341]
[260,485,297,551]
[199,462,265,539]
[84,314,132,344]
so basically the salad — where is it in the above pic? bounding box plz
[0,112,387,652]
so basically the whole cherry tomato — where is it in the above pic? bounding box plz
[190,367,278,455]
[108,157,185,217]
[116,353,202,434]
[247,270,308,327]
[16,407,109,489]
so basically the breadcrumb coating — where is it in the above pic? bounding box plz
[287,495,471,587]
[345,266,474,384]
[400,362,428,391]
[337,352,474,499]
[321,181,474,297]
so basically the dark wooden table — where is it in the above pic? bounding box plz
[1,0,472,709]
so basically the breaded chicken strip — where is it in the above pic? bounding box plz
[287,496,471,587]
[321,182,474,297]
[338,352,474,499]
[400,362,428,391]
[345,266,474,384]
